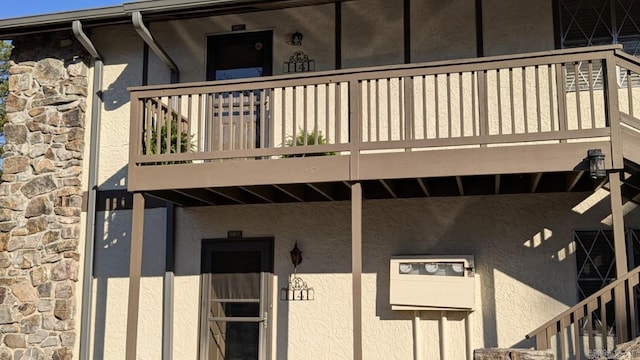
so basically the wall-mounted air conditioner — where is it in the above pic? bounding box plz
[389,255,475,311]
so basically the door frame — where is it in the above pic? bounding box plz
[198,237,274,360]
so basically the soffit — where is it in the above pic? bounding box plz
[0,0,345,38]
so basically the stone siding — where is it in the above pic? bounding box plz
[0,32,89,360]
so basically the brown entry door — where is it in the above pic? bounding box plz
[206,31,273,150]
[206,31,273,81]
[200,238,273,360]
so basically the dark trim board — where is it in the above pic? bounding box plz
[96,189,167,211]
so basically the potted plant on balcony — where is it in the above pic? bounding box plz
[142,114,194,164]
[283,130,335,158]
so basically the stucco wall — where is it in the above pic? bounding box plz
[86,191,640,359]
[411,0,477,62]
[482,0,555,56]
[146,4,336,84]
[91,25,144,191]
[91,208,166,360]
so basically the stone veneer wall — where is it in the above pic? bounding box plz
[0,32,89,360]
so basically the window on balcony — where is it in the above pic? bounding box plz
[557,0,640,55]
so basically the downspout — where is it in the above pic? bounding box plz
[73,20,103,360]
[132,11,179,83]
[132,11,179,360]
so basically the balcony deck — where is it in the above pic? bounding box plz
[127,45,640,205]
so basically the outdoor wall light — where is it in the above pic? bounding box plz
[281,241,314,301]
[588,149,606,179]
[291,31,303,46]
[289,242,303,267]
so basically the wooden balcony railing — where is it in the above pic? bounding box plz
[526,265,640,359]
[128,45,640,192]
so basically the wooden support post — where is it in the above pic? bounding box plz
[352,182,363,360]
[610,172,628,343]
[126,193,145,360]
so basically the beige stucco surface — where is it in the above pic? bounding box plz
[482,0,555,56]
[68,1,640,359]
[85,192,640,359]
[90,208,166,360]
[92,25,144,191]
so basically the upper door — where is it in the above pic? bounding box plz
[206,31,273,81]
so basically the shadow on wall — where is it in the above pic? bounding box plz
[101,63,139,111]
[84,188,639,358]
[91,200,167,359]
[365,191,636,349]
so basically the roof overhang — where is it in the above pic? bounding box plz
[0,0,345,38]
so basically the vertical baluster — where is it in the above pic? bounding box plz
[376,80,381,141]
[303,86,308,146]
[228,93,234,151]
[155,97,162,155]
[166,96,173,155]
[587,299,597,351]
[336,83,341,144]
[435,74,440,139]
[422,76,428,139]
[629,273,639,339]
[522,67,528,134]
[459,72,465,137]
[314,85,319,145]
[187,95,193,153]
[325,85,330,144]
[627,69,634,118]
[207,94,213,152]
[535,329,548,350]
[546,326,555,356]
[144,99,152,155]
[447,74,452,138]
[497,69,503,135]
[239,92,245,150]
[535,66,541,133]
[588,61,596,129]
[249,90,255,149]
[601,293,609,350]
[559,318,568,360]
[548,65,554,133]
[472,72,477,136]
[574,62,583,130]
[292,86,297,146]
[403,76,414,142]
[282,87,287,148]
[176,95,182,154]
[387,79,392,141]
[260,89,267,149]
[509,68,515,134]
[367,80,372,142]
[197,94,203,152]
[400,78,405,140]
[217,93,223,151]
[573,308,584,360]
[556,63,569,136]
[478,70,488,139]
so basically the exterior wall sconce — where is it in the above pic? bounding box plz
[291,31,303,46]
[281,242,314,301]
[289,242,302,267]
[588,149,606,179]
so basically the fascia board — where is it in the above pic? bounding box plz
[0,6,126,30]
[122,0,257,13]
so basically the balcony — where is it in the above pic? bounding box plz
[127,45,640,205]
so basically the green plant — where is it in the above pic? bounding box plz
[142,114,193,164]
[283,130,335,158]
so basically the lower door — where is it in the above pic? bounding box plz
[200,238,273,360]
